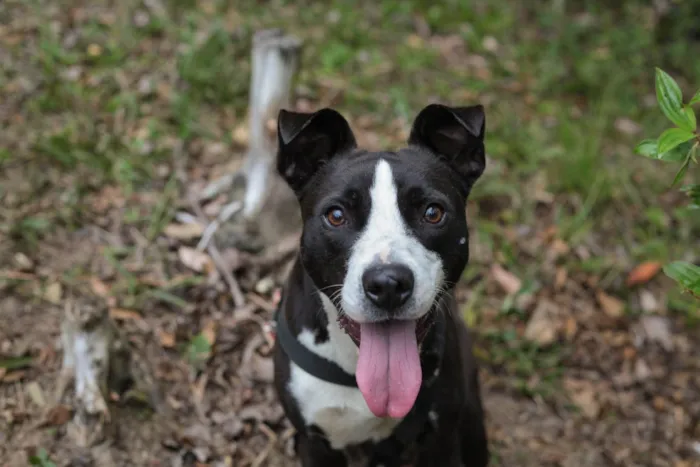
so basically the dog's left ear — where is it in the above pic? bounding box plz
[408,103,486,192]
[277,108,357,194]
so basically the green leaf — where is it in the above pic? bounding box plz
[671,148,693,187]
[655,68,694,130]
[28,448,57,467]
[0,356,34,370]
[635,139,692,162]
[690,89,700,106]
[681,183,700,209]
[663,261,700,295]
[657,128,696,154]
[634,139,658,158]
[683,106,697,130]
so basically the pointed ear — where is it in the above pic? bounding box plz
[276,108,357,193]
[408,103,486,192]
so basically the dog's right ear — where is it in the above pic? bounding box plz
[276,108,357,193]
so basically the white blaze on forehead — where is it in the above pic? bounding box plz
[341,159,444,322]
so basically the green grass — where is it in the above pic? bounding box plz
[2,0,700,403]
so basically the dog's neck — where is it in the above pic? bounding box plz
[284,261,446,380]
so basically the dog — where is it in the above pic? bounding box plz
[272,103,489,467]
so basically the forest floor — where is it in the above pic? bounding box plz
[1,1,699,466]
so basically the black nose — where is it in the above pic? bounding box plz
[362,264,415,310]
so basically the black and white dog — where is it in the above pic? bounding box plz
[272,103,489,467]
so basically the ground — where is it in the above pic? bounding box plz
[1,0,700,466]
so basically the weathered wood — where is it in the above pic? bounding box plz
[242,29,302,219]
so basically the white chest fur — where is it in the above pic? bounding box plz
[287,296,402,450]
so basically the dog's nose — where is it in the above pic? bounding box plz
[362,264,414,310]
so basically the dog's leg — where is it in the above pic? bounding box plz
[295,429,348,467]
[459,370,490,467]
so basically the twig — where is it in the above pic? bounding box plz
[196,200,243,251]
[187,195,246,308]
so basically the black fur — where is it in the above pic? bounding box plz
[273,104,490,466]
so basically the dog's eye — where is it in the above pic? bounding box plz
[423,204,445,224]
[325,207,346,227]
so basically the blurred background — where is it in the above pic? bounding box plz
[1,1,699,466]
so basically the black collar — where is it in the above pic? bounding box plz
[273,308,446,389]
[274,307,358,387]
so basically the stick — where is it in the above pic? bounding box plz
[187,195,247,308]
[241,30,302,219]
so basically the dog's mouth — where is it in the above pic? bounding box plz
[337,313,433,346]
[337,313,434,420]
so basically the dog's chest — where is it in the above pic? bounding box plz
[287,329,402,450]
[289,362,401,449]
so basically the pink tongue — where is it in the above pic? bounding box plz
[356,320,422,419]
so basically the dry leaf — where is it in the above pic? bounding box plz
[159,330,176,348]
[569,386,600,419]
[164,222,204,240]
[626,261,661,287]
[45,404,72,426]
[201,320,217,347]
[26,381,45,407]
[524,300,559,345]
[564,317,578,340]
[490,264,522,295]
[232,125,248,145]
[178,247,213,273]
[2,370,26,383]
[597,291,625,318]
[109,308,143,321]
[90,277,111,297]
[43,282,62,304]
[0,367,6,380]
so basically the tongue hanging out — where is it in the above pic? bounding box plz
[355,320,422,419]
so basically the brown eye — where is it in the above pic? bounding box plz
[423,204,445,224]
[325,207,346,227]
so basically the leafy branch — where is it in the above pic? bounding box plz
[634,68,700,299]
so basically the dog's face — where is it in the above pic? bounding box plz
[277,104,485,336]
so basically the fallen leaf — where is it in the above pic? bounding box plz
[45,404,72,426]
[639,290,659,313]
[109,308,143,321]
[87,43,102,57]
[164,222,204,240]
[26,381,45,407]
[524,300,559,346]
[43,282,62,304]
[597,291,625,318]
[0,368,6,380]
[159,330,176,348]
[178,247,213,273]
[626,261,661,287]
[232,124,248,145]
[564,317,578,340]
[201,320,217,347]
[637,315,674,351]
[567,384,600,419]
[90,277,111,297]
[13,253,33,270]
[2,370,26,383]
[490,264,522,294]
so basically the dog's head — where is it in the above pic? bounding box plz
[277,104,485,418]
[277,103,485,332]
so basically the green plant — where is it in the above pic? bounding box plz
[634,68,700,299]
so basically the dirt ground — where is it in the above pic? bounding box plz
[2,220,699,467]
[2,1,700,466]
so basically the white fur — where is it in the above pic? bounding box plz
[288,295,401,449]
[341,159,444,322]
[288,159,444,450]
